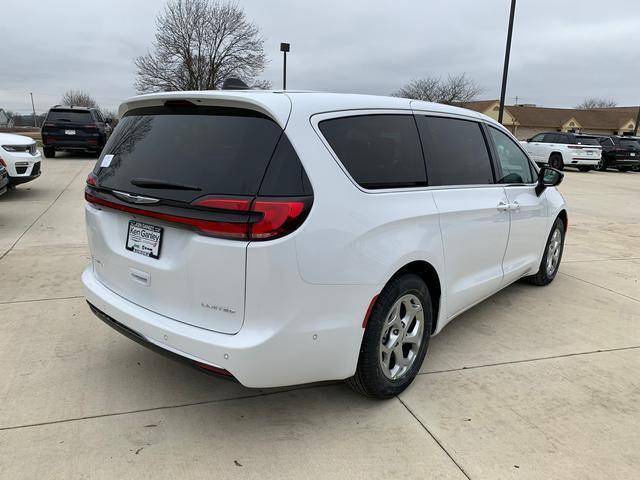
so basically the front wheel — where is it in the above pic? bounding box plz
[597,158,607,171]
[43,147,55,158]
[348,274,432,399]
[526,218,565,286]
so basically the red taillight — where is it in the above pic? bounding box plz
[84,124,98,129]
[193,197,251,211]
[86,173,97,186]
[251,200,307,239]
[0,158,6,167]
[194,362,233,376]
[85,191,311,241]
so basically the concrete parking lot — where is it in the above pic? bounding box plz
[1,155,639,479]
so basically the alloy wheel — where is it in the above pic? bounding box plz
[546,228,562,276]
[378,294,424,380]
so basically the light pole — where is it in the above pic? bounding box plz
[498,0,517,125]
[30,92,37,127]
[280,42,290,90]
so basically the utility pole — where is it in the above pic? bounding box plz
[498,0,517,124]
[30,92,37,127]
[280,42,290,90]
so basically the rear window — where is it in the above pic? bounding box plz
[93,106,284,203]
[416,116,494,186]
[619,139,640,149]
[319,114,427,189]
[47,109,94,123]
[573,136,600,146]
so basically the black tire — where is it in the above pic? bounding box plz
[526,217,565,286]
[549,153,564,170]
[577,166,591,172]
[348,274,432,399]
[43,147,55,158]
[597,158,607,171]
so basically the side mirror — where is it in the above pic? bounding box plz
[535,166,564,196]
[526,138,532,142]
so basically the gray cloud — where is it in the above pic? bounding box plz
[2,0,639,114]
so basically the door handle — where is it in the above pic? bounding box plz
[497,202,510,212]
[510,201,520,211]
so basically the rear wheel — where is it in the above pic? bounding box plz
[526,218,565,286]
[348,274,432,399]
[549,153,564,170]
[43,147,55,158]
[597,158,607,171]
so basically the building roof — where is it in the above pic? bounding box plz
[462,99,639,131]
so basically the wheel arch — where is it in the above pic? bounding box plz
[387,260,442,334]
[549,151,563,160]
[557,209,568,230]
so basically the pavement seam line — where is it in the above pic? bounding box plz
[0,295,84,306]
[559,271,640,303]
[418,344,640,376]
[396,396,472,480]
[0,165,87,261]
[563,257,640,263]
[0,382,338,432]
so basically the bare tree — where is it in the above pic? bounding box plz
[393,74,482,104]
[134,0,267,93]
[60,90,99,108]
[575,98,618,109]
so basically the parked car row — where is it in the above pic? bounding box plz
[0,132,42,196]
[521,131,640,172]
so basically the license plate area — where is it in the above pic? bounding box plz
[126,220,163,259]
[65,129,76,135]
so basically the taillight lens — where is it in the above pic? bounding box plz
[86,173,98,186]
[0,158,6,167]
[251,200,307,239]
[85,190,311,241]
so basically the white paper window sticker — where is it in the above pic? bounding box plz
[101,154,114,168]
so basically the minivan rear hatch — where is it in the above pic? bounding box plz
[85,100,310,334]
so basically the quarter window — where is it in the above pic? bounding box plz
[489,127,534,184]
[319,115,427,189]
[416,116,494,186]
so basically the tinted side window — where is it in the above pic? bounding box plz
[416,116,494,186]
[259,135,312,196]
[542,133,558,143]
[319,115,426,189]
[489,127,534,184]
[530,134,545,142]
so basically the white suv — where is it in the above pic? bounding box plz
[0,132,42,187]
[82,91,567,398]
[521,132,602,171]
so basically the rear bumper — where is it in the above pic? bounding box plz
[82,265,368,388]
[567,158,599,166]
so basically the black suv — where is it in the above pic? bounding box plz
[592,135,640,172]
[41,106,113,158]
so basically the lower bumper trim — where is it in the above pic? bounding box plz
[87,301,234,379]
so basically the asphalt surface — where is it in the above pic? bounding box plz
[1,155,639,479]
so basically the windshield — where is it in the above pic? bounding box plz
[93,106,283,203]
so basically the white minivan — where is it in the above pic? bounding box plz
[83,91,567,398]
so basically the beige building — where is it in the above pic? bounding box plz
[460,100,640,140]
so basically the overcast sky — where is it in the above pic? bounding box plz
[2,0,639,114]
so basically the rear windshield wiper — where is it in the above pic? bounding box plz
[131,178,202,191]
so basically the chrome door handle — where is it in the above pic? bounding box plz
[497,202,510,212]
[510,201,520,211]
